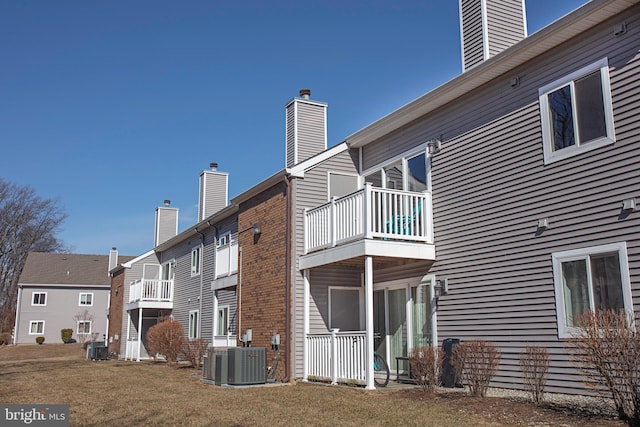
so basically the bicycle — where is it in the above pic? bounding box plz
[373,333,389,387]
[373,351,390,387]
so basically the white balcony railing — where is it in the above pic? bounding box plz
[215,237,238,279]
[129,279,174,303]
[304,183,432,253]
[306,331,366,385]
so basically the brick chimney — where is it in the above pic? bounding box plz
[459,0,527,71]
[285,89,327,168]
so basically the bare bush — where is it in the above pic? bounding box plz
[182,339,209,370]
[146,319,185,365]
[72,310,95,344]
[452,340,501,397]
[409,346,444,393]
[570,310,640,425]
[519,345,550,404]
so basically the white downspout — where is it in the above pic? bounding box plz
[13,285,23,344]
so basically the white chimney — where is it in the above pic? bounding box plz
[155,200,178,246]
[108,247,118,274]
[198,163,228,221]
[285,89,327,168]
[459,0,527,71]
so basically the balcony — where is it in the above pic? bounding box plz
[215,236,238,279]
[127,278,174,310]
[302,184,435,268]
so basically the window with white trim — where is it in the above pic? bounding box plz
[79,293,93,306]
[552,242,632,338]
[539,58,615,164]
[29,321,45,335]
[328,172,360,200]
[216,306,229,336]
[32,292,46,306]
[217,232,230,247]
[77,321,92,335]
[363,149,428,192]
[191,246,201,276]
[189,310,199,339]
[328,287,362,331]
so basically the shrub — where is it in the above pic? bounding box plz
[35,336,45,345]
[61,328,73,343]
[452,340,501,397]
[182,339,209,369]
[0,332,11,345]
[146,319,185,365]
[519,345,549,405]
[570,310,640,426]
[409,346,444,393]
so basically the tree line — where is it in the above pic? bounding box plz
[0,178,66,334]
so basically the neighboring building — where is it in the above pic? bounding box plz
[297,0,640,393]
[14,250,132,344]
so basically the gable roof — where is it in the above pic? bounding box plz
[19,252,134,286]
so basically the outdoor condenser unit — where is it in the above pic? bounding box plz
[215,352,228,386]
[227,347,266,385]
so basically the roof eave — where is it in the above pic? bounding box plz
[346,0,637,148]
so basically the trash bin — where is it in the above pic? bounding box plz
[441,338,460,388]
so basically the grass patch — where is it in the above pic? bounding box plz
[0,344,623,426]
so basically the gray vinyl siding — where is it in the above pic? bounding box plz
[199,171,228,222]
[359,5,640,394]
[154,207,178,246]
[460,0,485,70]
[286,99,327,168]
[291,147,359,378]
[485,0,525,57]
[16,285,109,344]
[460,0,525,71]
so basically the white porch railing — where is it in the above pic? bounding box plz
[215,237,238,279]
[306,330,366,385]
[129,279,174,303]
[124,339,139,361]
[304,183,432,253]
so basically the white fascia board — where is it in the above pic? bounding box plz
[121,249,156,269]
[287,142,349,178]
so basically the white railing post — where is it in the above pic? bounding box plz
[363,183,372,239]
[303,208,309,254]
[331,328,339,385]
[330,197,337,248]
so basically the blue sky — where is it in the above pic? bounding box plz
[1,0,586,256]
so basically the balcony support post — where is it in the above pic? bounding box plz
[364,255,374,390]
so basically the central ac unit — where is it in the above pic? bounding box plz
[227,347,266,385]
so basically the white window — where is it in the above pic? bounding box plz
[79,293,93,306]
[217,306,229,336]
[552,242,632,338]
[539,58,615,164]
[189,310,199,339]
[191,246,201,276]
[162,260,175,281]
[217,232,230,247]
[32,292,46,306]
[77,321,92,335]
[363,149,429,193]
[29,321,45,335]
[328,287,363,331]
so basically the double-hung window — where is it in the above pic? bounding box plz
[191,246,201,277]
[552,242,632,338]
[79,293,93,306]
[32,292,46,306]
[29,321,45,335]
[77,321,91,335]
[217,306,229,336]
[539,58,615,164]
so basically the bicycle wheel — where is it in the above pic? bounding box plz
[373,353,389,387]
